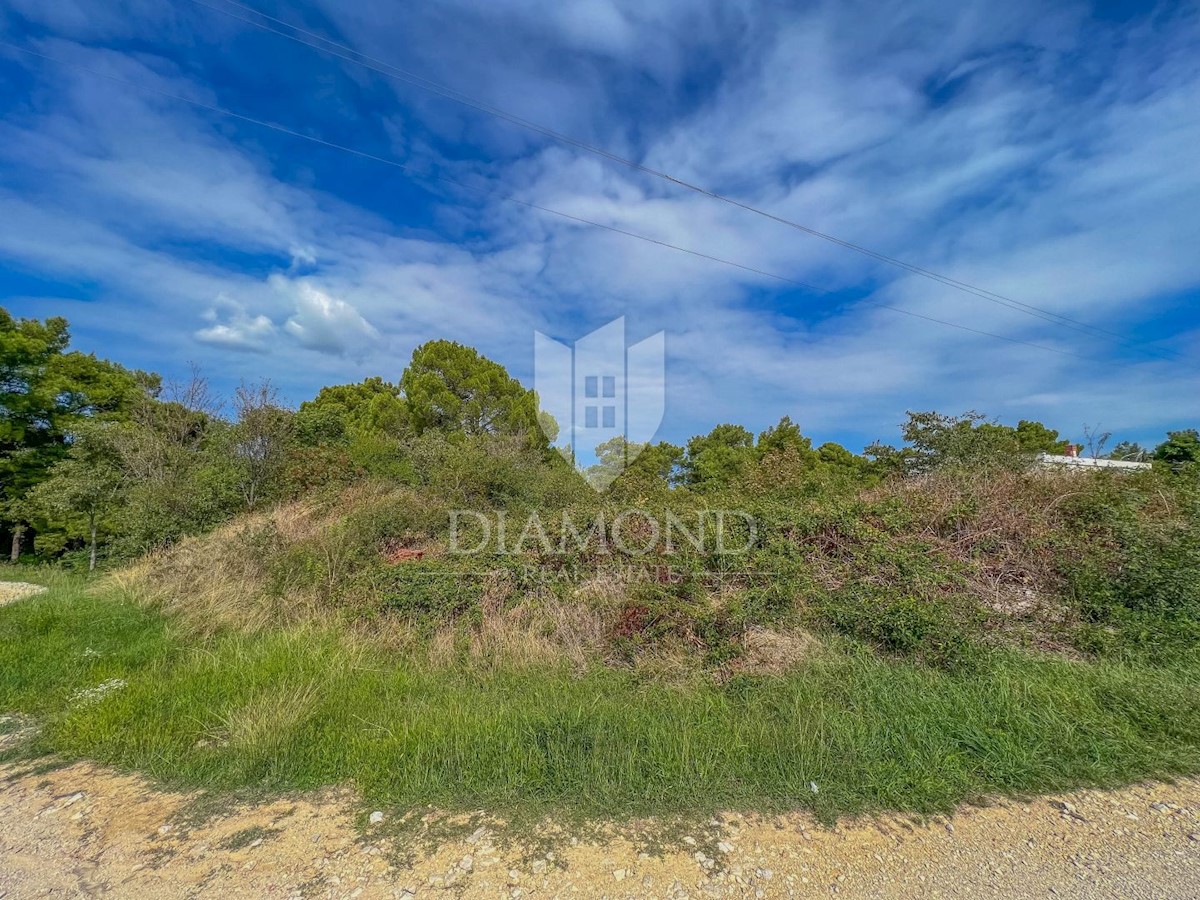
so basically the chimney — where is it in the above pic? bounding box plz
[1065,444,1079,458]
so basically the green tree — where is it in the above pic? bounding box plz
[401,340,541,442]
[295,377,408,446]
[228,381,294,511]
[2,311,69,558]
[1108,440,1148,462]
[586,437,683,492]
[114,374,238,552]
[756,416,816,461]
[29,422,125,570]
[1155,430,1200,469]
[1015,419,1069,454]
[816,441,872,477]
[681,424,756,489]
[1,308,150,558]
[866,411,1050,474]
[635,440,685,484]
[294,377,412,481]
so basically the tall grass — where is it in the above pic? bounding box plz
[4,575,1200,820]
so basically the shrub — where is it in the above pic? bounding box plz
[816,588,977,669]
[1055,471,1200,660]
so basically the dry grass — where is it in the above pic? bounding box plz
[738,625,820,675]
[214,679,322,758]
[873,468,1083,631]
[112,467,1176,672]
[115,507,331,637]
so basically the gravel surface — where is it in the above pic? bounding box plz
[0,581,48,606]
[0,760,1197,898]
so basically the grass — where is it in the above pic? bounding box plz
[4,571,1200,822]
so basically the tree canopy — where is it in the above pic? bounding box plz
[295,377,408,446]
[401,340,542,442]
[3,307,1195,569]
[866,410,1070,473]
[1,309,152,557]
[1156,430,1200,469]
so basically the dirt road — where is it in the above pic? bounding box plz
[1,759,1198,899]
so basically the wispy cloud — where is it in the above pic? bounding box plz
[193,292,279,353]
[0,0,1197,449]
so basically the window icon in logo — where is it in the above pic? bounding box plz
[583,374,618,429]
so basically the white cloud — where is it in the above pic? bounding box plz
[289,244,318,269]
[194,298,277,353]
[278,278,382,357]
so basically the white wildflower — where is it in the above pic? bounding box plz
[71,678,128,706]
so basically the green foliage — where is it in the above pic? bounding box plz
[293,378,412,482]
[100,376,242,555]
[1056,473,1200,661]
[401,340,543,443]
[295,377,409,449]
[816,441,869,473]
[7,576,1200,820]
[817,591,976,670]
[867,410,1068,474]
[1,308,152,555]
[1155,429,1200,469]
[751,492,983,668]
[586,437,682,494]
[1015,419,1069,454]
[756,415,816,459]
[681,423,756,489]
[226,381,294,511]
[608,578,743,668]
[0,310,70,449]
[406,431,584,509]
[1108,440,1148,462]
[378,561,486,632]
[28,422,126,569]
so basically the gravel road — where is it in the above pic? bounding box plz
[0,759,1197,898]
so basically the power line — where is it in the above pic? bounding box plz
[0,40,1107,363]
[184,0,1164,355]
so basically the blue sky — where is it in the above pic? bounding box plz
[1,0,1198,454]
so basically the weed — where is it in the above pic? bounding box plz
[4,577,1200,822]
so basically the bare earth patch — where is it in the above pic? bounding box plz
[0,582,47,606]
[1,761,1198,899]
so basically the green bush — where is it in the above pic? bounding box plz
[608,578,743,667]
[1058,471,1200,660]
[816,589,977,669]
[377,560,486,632]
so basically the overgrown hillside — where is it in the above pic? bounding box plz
[5,307,1200,819]
[127,460,1200,675]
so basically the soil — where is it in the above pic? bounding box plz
[1,760,1198,898]
[0,582,47,606]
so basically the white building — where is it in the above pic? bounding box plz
[1037,445,1151,472]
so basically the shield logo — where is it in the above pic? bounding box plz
[534,317,665,490]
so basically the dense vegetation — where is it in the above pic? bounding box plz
[4,307,1195,569]
[3,305,1200,817]
[5,575,1200,819]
